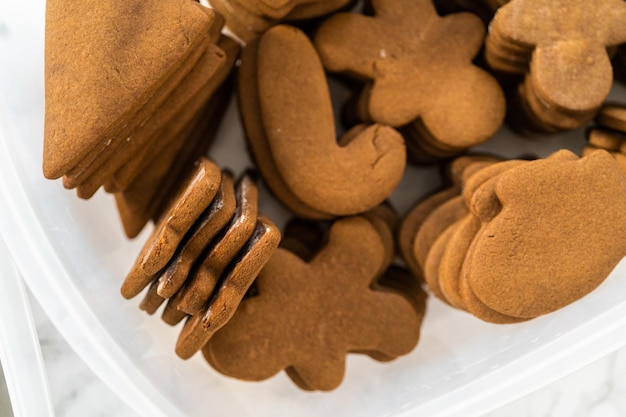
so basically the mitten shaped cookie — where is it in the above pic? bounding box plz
[464,150,626,318]
[203,216,426,391]
[400,149,626,323]
[314,0,505,156]
[239,25,406,218]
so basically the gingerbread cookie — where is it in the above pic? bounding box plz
[203,216,425,391]
[241,25,406,218]
[238,35,332,220]
[169,172,259,316]
[112,80,233,238]
[121,157,221,299]
[399,155,498,281]
[175,215,281,359]
[314,0,505,156]
[466,150,626,318]
[44,0,219,179]
[100,37,240,195]
[155,171,237,299]
[485,0,626,131]
[58,7,224,186]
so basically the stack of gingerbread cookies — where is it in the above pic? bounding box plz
[239,25,407,219]
[314,0,506,162]
[485,0,626,132]
[43,0,240,237]
[121,158,281,359]
[400,150,626,323]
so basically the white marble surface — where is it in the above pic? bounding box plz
[28,294,138,417]
[14,288,625,417]
[0,362,12,417]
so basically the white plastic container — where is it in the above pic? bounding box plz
[0,236,55,417]
[1,1,626,417]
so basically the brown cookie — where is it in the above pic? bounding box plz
[203,216,423,391]
[138,279,165,315]
[210,0,276,43]
[175,215,281,359]
[583,146,626,173]
[60,6,223,185]
[314,0,505,154]
[170,172,259,316]
[597,103,626,133]
[113,80,233,238]
[397,152,498,274]
[437,214,481,310]
[59,12,226,189]
[211,0,354,42]
[462,159,527,218]
[587,127,626,151]
[584,125,626,173]
[458,257,527,324]
[398,187,460,280]
[43,0,218,179]
[70,41,232,199]
[485,0,626,130]
[155,171,237,299]
[422,223,457,305]
[88,37,239,197]
[467,150,626,318]
[412,195,469,273]
[120,157,222,299]
[237,35,331,219]
[256,25,406,216]
[446,154,501,185]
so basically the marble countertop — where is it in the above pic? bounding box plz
[0,289,622,417]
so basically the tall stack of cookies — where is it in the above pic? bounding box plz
[43,0,240,237]
[121,158,281,359]
[485,0,626,132]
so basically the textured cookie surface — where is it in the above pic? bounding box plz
[121,157,221,299]
[257,25,406,216]
[43,0,216,178]
[467,151,626,318]
[204,216,423,391]
[314,0,505,149]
